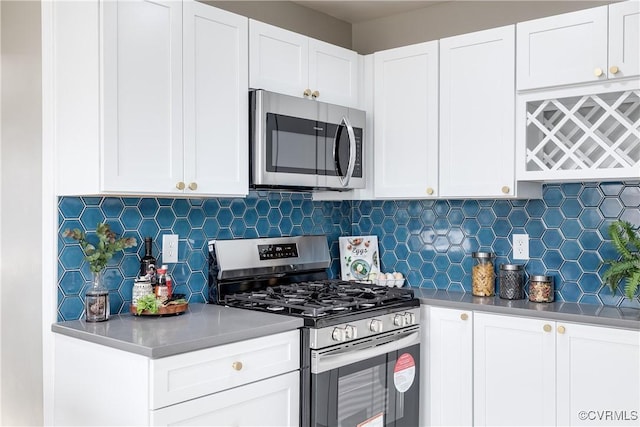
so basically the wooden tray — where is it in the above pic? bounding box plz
[130,302,188,316]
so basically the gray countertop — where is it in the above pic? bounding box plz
[415,289,640,330]
[52,293,639,359]
[51,303,304,359]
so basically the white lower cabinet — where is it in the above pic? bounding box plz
[421,306,473,427]
[473,312,556,426]
[150,371,299,426]
[422,307,640,427]
[473,312,640,427]
[54,330,300,426]
[556,322,640,426]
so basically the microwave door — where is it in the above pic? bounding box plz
[263,112,323,188]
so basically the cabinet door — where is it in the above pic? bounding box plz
[249,20,308,98]
[308,38,359,108]
[440,26,515,198]
[474,313,556,426]
[374,41,438,199]
[102,0,184,193]
[609,1,640,79]
[151,371,299,427]
[557,323,640,426]
[424,306,473,427]
[183,1,248,197]
[517,6,608,90]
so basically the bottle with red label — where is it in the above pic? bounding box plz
[155,265,172,300]
[155,264,173,299]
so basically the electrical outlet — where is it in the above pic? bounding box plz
[513,234,529,260]
[162,234,179,263]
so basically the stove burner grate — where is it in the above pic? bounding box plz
[223,279,414,318]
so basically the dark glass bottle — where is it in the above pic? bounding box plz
[140,237,157,282]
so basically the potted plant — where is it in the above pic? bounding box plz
[601,220,640,300]
[62,222,137,321]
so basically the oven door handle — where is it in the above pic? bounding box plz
[312,330,420,374]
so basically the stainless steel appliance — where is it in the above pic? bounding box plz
[208,236,420,427]
[250,90,366,191]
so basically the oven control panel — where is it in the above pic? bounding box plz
[309,307,421,349]
[257,243,299,260]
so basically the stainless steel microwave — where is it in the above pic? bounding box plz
[250,90,366,191]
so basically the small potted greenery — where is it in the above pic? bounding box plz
[601,220,640,300]
[63,222,137,321]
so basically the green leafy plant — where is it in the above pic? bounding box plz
[136,294,159,314]
[62,222,137,273]
[601,220,640,299]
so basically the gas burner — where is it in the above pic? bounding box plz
[302,311,327,317]
[220,278,416,321]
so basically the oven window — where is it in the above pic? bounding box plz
[337,365,389,426]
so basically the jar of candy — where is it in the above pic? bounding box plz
[529,275,554,303]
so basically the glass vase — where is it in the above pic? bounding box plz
[85,271,110,322]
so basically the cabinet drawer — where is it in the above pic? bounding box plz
[150,330,300,409]
[150,371,300,426]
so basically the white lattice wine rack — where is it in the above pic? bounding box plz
[525,90,639,179]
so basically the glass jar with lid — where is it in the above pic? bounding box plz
[499,264,525,300]
[472,252,495,296]
[529,275,554,302]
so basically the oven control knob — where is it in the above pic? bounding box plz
[394,314,406,327]
[369,319,384,333]
[332,327,347,342]
[404,312,416,325]
[345,325,357,340]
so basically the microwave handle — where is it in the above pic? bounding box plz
[334,116,357,188]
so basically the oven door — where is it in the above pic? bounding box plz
[310,327,420,427]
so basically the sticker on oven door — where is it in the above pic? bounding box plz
[393,353,416,393]
[357,412,384,427]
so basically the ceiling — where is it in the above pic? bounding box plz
[290,1,445,23]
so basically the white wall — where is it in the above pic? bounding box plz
[0,1,44,425]
[352,0,613,54]
[206,0,353,48]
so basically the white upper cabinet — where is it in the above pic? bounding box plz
[249,20,360,108]
[609,1,640,80]
[182,1,248,196]
[102,0,184,194]
[374,41,439,199]
[517,2,640,90]
[440,25,539,199]
[52,0,248,197]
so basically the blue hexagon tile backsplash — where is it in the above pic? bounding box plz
[58,182,640,320]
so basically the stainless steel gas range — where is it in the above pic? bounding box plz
[208,235,420,427]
